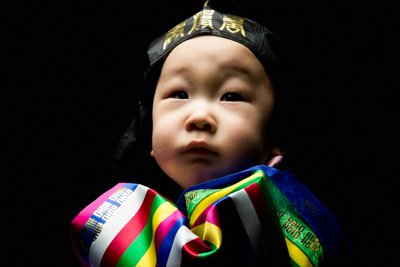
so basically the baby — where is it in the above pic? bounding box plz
[70,1,352,266]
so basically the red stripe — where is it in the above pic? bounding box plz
[182,237,212,256]
[244,181,275,223]
[100,188,157,267]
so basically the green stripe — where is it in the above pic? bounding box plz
[116,194,168,266]
[197,242,218,258]
[185,189,219,217]
[253,169,323,266]
[290,257,301,267]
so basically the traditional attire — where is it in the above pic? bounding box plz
[70,165,351,266]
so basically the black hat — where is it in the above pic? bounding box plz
[145,0,281,81]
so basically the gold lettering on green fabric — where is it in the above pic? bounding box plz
[277,206,322,254]
[247,169,323,265]
[282,215,305,239]
[184,190,199,208]
[302,232,320,252]
[185,188,220,217]
[219,15,246,37]
[274,201,323,265]
[163,21,186,50]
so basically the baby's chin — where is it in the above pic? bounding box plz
[171,165,250,189]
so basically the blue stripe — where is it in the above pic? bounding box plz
[122,183,139,191]
[157,216,186,267]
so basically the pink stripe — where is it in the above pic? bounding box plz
[192,204,220,228]
[70,183,128,238]
[69,183,128,266]
[154,210,183,252]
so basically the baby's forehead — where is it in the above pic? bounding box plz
[166,35,258,62]
[170,35,251,51]
[161,35,266,77]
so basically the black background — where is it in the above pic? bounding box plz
[5,1,396,266]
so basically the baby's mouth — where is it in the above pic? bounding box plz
[183,141,218,156]
[185,147,217,155]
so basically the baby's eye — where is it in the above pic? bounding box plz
[169,91,188,99]
[220,92,244,102]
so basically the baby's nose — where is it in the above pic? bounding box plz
[185,107,217,133]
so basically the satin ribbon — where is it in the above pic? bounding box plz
[70,165,343,267]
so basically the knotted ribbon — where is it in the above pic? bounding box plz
[71,165,346,267]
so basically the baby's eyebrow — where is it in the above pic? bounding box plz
[223,64,252,75]
[162,64,190,75]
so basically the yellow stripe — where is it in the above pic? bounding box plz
[285,237,314,267]
[153,201,178,226]
[192,221,222,248]
[189,172,263,225]
[136,201,177,267]
[136,238,156,267]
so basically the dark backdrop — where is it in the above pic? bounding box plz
[5,1,394,266]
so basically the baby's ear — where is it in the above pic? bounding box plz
[150,149,154,157]
[266,146,283,167]
[271,146,283,157]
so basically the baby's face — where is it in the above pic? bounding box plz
[151,35,276,189]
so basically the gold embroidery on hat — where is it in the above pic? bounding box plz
[163,20,186,50]
[188,8,215,35]
[220,15,246,37]
[161,2,248,52]
[188,12,201,35]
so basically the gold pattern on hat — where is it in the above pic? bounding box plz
[163,20,186,50]
[220,15,246,37]
[161,0,248,52]
[188,8,215,35]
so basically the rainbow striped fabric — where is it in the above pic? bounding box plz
[70,165,348,267]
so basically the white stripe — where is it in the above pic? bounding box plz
[88,185,149,267]
[166,226,199,267]
[230,189,268,257]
